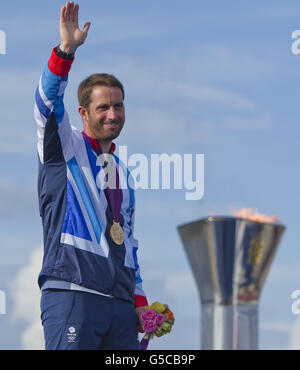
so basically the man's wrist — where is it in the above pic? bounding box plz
[58,43,77,57]
[48,47,74,78]
[135,294,148,308]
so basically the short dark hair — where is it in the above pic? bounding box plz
[77,73,125,110]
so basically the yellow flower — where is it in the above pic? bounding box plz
[150,301,166,314]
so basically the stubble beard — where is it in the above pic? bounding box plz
[94,120,124,142]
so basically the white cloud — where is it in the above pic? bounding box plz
[143,267,198,304]
[10,246,44,350]
[163,270,198,299]
[0,177,37,219]
[0,132,35,155]
[267,261,300,285]
[127,78,256,111]
[222,114,272,131]
[261,321,294,333]
[0,69,38,155]
[287,316,300,350]
[260,316,300,350]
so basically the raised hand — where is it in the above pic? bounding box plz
[59,1,91,54]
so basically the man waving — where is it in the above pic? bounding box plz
[35,1,148,350]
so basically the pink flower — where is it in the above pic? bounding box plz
[156,313,165,326]
[141,309,157,321]
[142,319,157,333]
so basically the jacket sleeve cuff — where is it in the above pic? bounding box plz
[48,46,74,78]
[135,294,148,308]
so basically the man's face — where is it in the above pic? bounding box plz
[80,85,125,142]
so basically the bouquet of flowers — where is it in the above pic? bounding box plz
[139,301,175,350]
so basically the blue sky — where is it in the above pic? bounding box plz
[0,0,300,349]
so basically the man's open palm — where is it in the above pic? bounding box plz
[60,1,91,54]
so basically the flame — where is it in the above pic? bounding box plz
[231,207,278,224]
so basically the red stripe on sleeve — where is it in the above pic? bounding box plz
[48,47,74,78]
[135,294,148,308]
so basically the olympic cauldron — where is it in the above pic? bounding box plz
[177,216,286,350]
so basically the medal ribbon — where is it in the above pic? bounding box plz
[82,131,122,223]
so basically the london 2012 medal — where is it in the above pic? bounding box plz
[110,221,124,245]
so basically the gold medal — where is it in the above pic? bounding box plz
[110,221,124,245]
